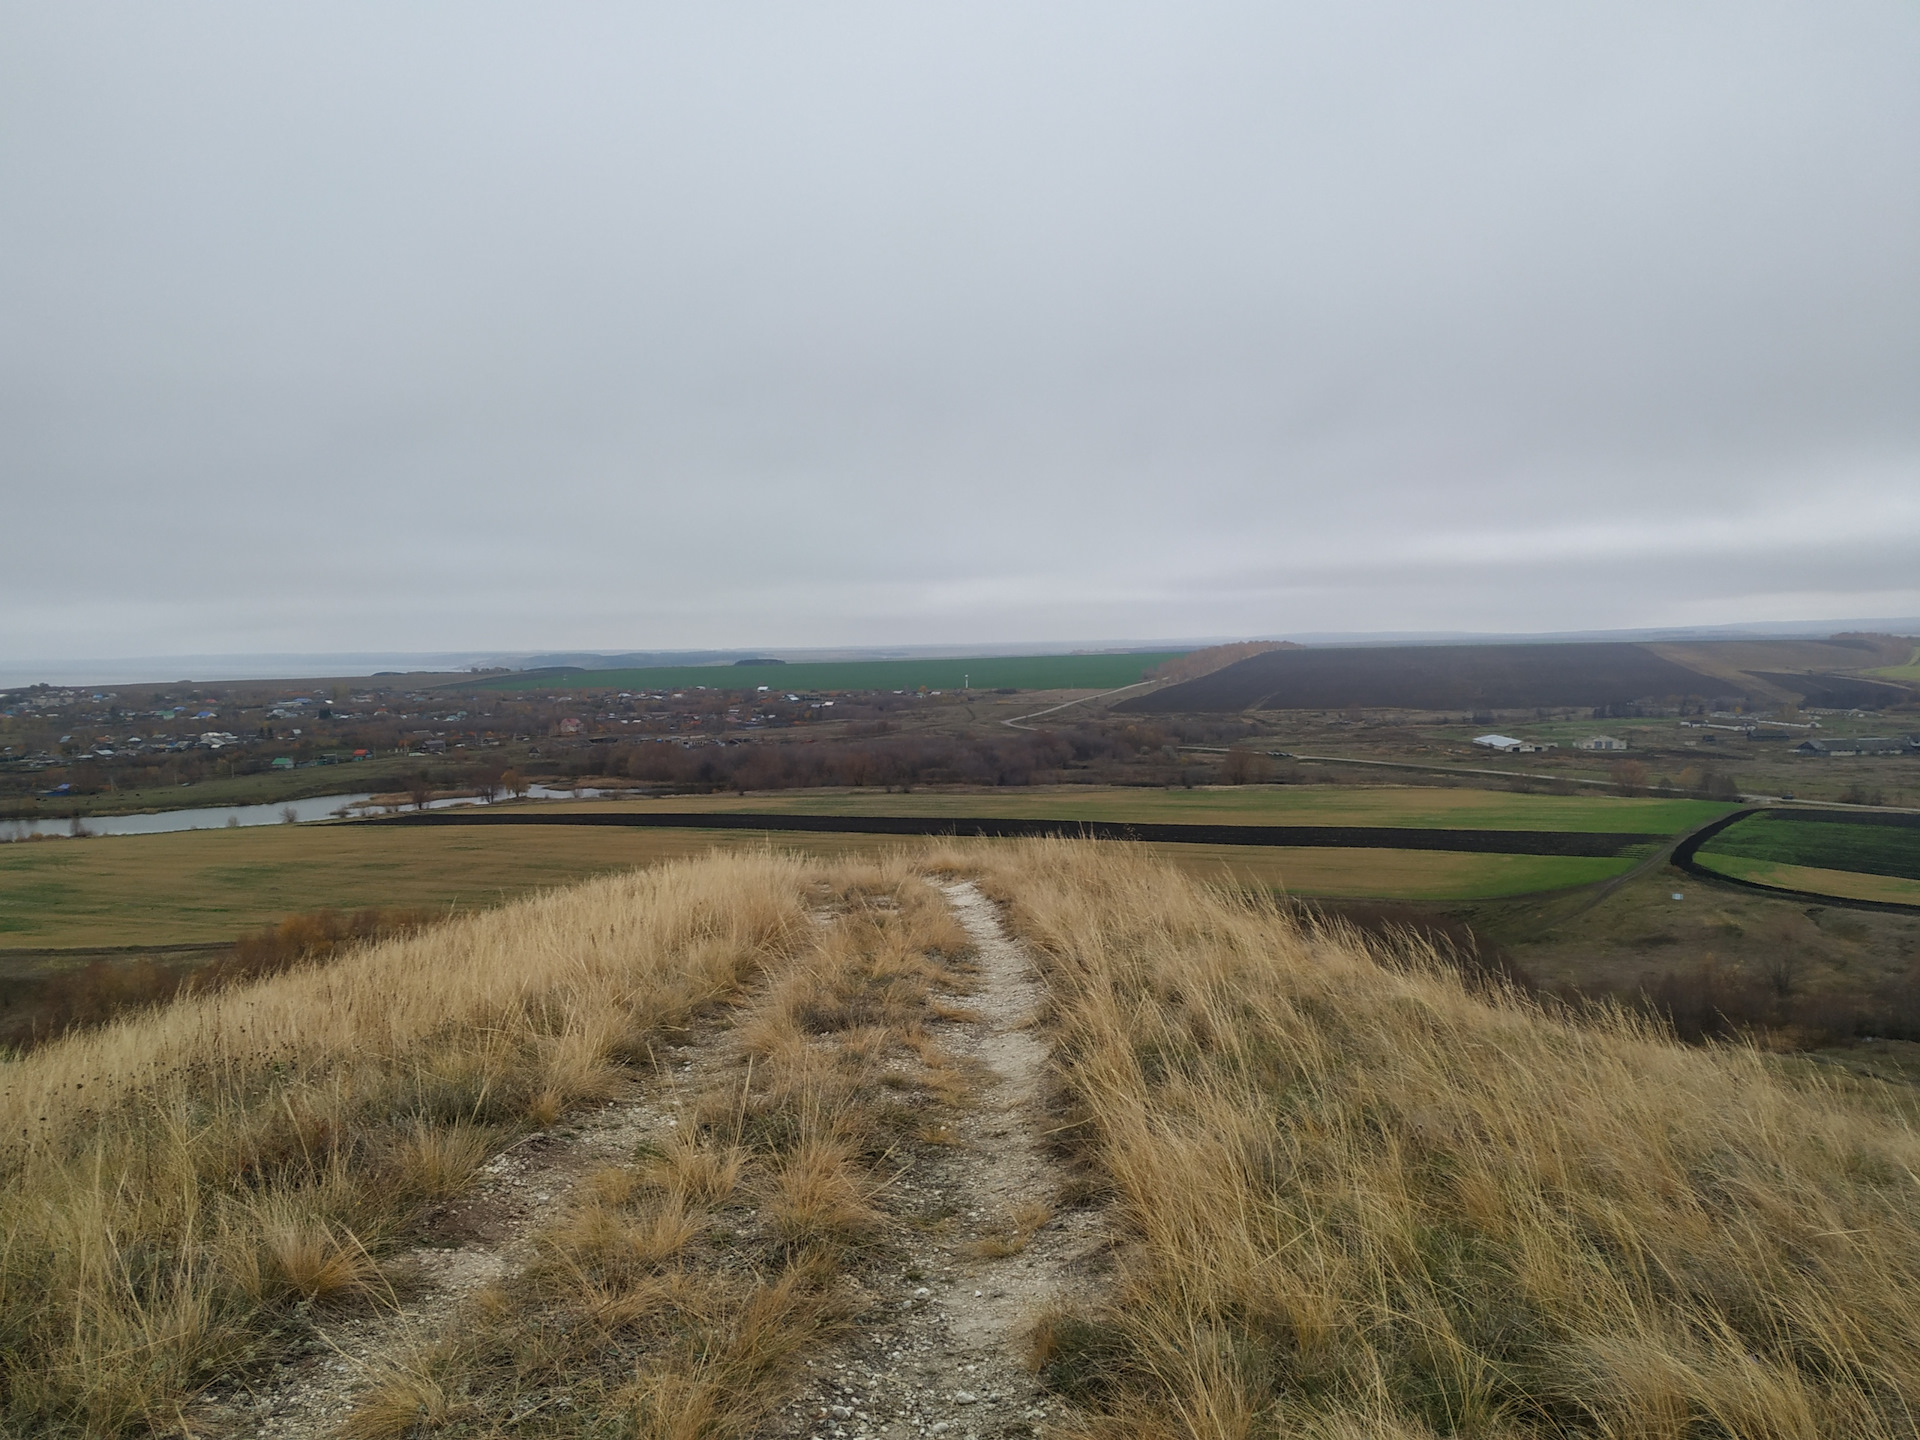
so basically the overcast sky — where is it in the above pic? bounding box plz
[3,2,1917,667]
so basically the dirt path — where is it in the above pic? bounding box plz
[1002,681,1155,731]
[200,880,1103,1439]
[771,880,1108,1440]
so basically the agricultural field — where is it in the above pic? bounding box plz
[1122,634,1919,714]
[0,786,1676,956]
[1692,854,1920,907]
[1133,843,1635,899]
[1121,640,1739,712]
[1870,645,1920,683]
[471,651,1185,695]
[535,782,1732,834]
[1695,812,1920,883]
[0,824,889,951]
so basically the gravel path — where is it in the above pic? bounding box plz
[771,880,1111,1440]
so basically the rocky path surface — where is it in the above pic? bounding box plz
[770,881,1110,1440]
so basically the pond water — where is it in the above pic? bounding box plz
[0,783,612,843]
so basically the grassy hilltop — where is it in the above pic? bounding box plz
[7,842,1920,1436]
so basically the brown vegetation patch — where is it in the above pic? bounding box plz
[0,853,810,1436]
[981,840,1920,1438]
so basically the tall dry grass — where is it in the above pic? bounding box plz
[344,857,978,1439]
[981,842,1920,1439]
[0,851,813,1437]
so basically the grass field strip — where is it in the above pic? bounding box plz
[1683,806,1920,913]
[1692,854,1920,909]
[368,808,1667,857]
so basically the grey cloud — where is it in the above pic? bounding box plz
[2,2,1917,661]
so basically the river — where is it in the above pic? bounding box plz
[0,784,610,842]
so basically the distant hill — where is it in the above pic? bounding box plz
[1119,637,1920,714]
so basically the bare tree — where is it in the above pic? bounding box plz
[1610,759,1649,798]
[1760,948,1804,1001]
[1221,749,1274,785]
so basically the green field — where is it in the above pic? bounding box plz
[472,652,1185,694]
[1144,845,1635,900]
[0,784,1679,954]
[539,783,1732,834]
[1692,853,1920,907]
[1696,812,1920,882]
[0,826,900,951]
[1867,646,1920,683]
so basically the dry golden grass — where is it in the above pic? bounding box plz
[28,832,1910,1438]
[979,841,1920,1439]
[341,855,979,1439]
[0,850,812,1437]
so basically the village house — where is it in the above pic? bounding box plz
[1575,735,1629,751]
[1793,736,1915,757]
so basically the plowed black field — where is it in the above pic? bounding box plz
[1119,641,1739,713]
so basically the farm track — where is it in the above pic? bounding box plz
[1001,680,1157,731]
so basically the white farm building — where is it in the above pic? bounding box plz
[1575,735,1629,751]
[1472,734,1556,754]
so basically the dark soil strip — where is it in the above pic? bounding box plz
[362,810,1662,857]
[1673,808,1920,915]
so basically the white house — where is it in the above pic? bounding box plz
[1576,735,1628,751]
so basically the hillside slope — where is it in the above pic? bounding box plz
[983,843,1920,1437]
[9,842,1920,1437]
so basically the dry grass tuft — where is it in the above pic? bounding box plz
[655,1132,748,1205]
[336,1347,467,1440]
[980,840,1920,1439]
[381,1119,492,1202]
[764,1136,882,1249]
[254,1212,384,1304]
